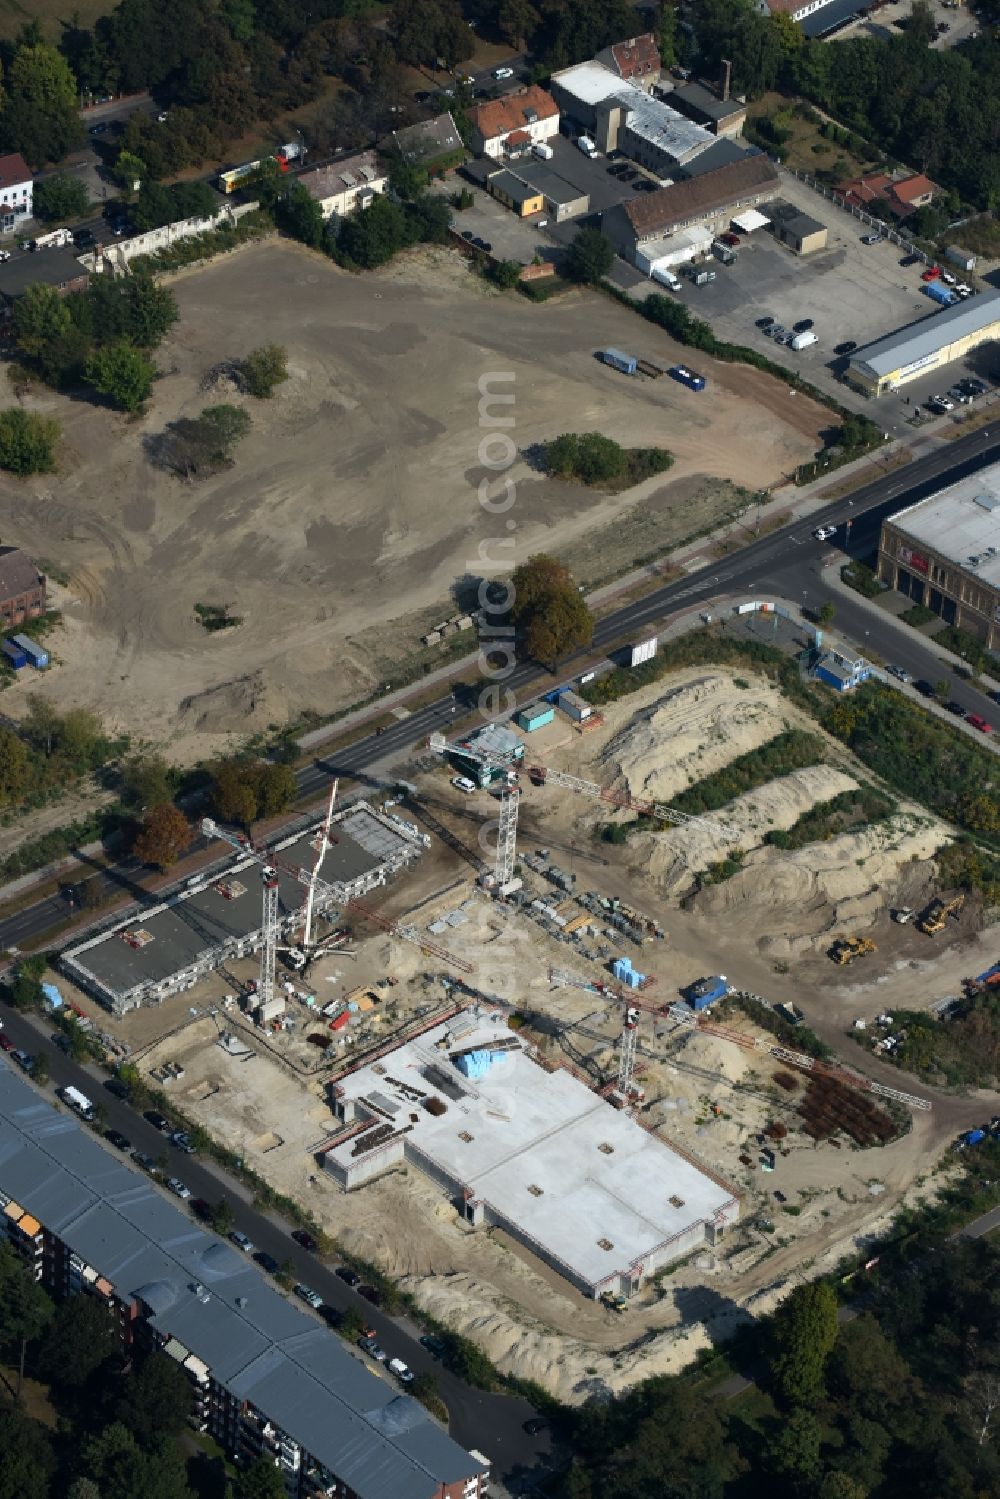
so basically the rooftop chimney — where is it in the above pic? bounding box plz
[720,59,732,102]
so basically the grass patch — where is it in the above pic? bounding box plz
[719,990,832,1060]
[744,93,880,181]
[933,625,998,676]
[864,989,1000,1088]
[670,728,827,817]
[900,603,937,627]
[194,602,242,632]
[764,785,896,851]
[518,274,574,302]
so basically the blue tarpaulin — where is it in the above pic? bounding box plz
[41,983,64,1009]
[455,1050,494,1080]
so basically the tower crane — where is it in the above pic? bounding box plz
[429,730,522,888]
[201,818,285,1013]
[528,764,740,841]
[303,779,338,951]
[549,967,668,1109]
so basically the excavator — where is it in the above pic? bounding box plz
[918,893,965,936]
[830,935,877,965]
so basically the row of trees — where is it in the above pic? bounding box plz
[0,1243,287,1499]
[12,274,178,413]
[558,1207,1000,1498]
[544,431,673,488]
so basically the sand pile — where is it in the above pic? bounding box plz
[602,672,791,804]
[693,810,951,956]
[635,764,859,895]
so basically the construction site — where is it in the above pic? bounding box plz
[51,655,997,1398]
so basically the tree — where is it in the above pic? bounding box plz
[510,554,593,669]
[120,753,173,810]
[148,404,251,478]
[499,0,541,48]
[210,1197,235,1236]
[0,408,60,475]
[769,1280,839,1405]
[0,725,30,802]
[0,43,82,165]
[818,601,836,626]
[85,341,156,412]
[338,193,408,267]
[36,1294,118,1391]
[29,1052,49,1084]
[239,343,289,398]
[233,1457,287,1499]
[0,1242,54,1400]
[545,432,626,485]
[132,803,191,869]
[113,149,147,197]
[13,283,72,361]
[33,172,91,223]
[209,758,296,829]
[122,276,179,349]
[563,226,614,284]
[817,1475,869,1499]
[277,181,324,247]
[765,1405,824,1488]
[491,259,523,290]
[67,1481,103,1499]
[256,762,296,819]
[388,159,429,201]
[115,1353,193,1448]
[0,1406,57,1499]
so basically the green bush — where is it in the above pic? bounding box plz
[900,604,937,627]
[765,786,896,851]
[670,729,827,817]
[841,560,885,598]
[0,408,60,474]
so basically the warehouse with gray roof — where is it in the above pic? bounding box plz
[0,1064,486,1499]
[847,290,1000,398]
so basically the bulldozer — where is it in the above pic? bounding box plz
[600,1292,629,1314]
[830,935,877,965]
[918,893,965,936]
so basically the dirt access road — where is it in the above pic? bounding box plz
[0,240,824,762]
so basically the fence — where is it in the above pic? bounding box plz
[785,167,930,263]
[82,201,260,272]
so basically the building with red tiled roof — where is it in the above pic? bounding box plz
[0,152,32,235]
[469,86,560,160]
[595,33,662,92]
[836,169,939,218]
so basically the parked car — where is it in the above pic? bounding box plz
[887,664,913,684]
[618,168,636,182]
[419,1334,447,1357]
[451,775,476,793]
[256,1251,281,1274]
[921,266,941,281]
[813,525,837,541]
[145,1110,170,1132]
[861,233,882,245]
[461,229,475,242]
[720,231,740,247]
[335,1265,361,1286]
[90,122,108,135]
[900,253,921,266]
[493,66,514,80]
[294,1284,323,1309]
[358,1336,387,1362]
[166,1178,192,1200]
[756,315,775,329]
[358,1284,381,1307]
[104,1077,129,1100]
[170,1129,195,1153]
[914,679,935,697]
[292,1228,318,1251]
[388,1357,415,1384]
[966,714,993,733]
[945,700,967,717]
[956,283,972,298]
[793,318,815,332]
[0,1035,16,1053]
[131,1151,157,1172]
[12,1050,32,1071]
[480,241,492,253]
[230,1230,255,1253]
[835,339,858,355]
[105,1129,132,1151]
[523,1417,549,1436]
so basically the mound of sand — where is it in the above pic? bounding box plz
[177,670,276,732]
[693,810,952,956]
[602,672,791,804]
[636,764,859,895]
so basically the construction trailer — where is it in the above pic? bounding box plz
[556,690,592,723]
[685,975,728,1011]
[10,634,47,668]
[515,702,556,733]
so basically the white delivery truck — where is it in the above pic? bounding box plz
[576,135,598,157]
[790,330,818,351]
[533,141,554,160]
[59,1085,96,1121]
[652,267,681,291]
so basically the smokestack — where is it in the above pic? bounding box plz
[720,58,732,102]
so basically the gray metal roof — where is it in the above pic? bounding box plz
[0,1065,484,1498]
[514,162,589,205]
[0,246,89,298]
[800,0,863,36]
[851,289,1000,378]
[669,81,746,124]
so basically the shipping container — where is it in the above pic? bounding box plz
[10,634,48,669]
[668,364,706,391]
[1,640,27,670]
[329,1011,350,1031]
[515,702,556,732]
[557,689,592,723]
[685,975,728,1010]
[601,348,637,375]
[925,281,957,306]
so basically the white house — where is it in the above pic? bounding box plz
[0,153,32,235]
[297,150,387,220]
[468,86,560,161]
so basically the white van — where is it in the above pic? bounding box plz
[576,135,598,157]
[533,141,554,161]
[652,268,681,291]
[451,775,476,793]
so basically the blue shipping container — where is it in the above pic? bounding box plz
[10,634,48,669]
[515,703,556,732]
[602,348,637,375]
[966,1128,986,1146]
[1,640,27,670]
[669,364,706,391]
[925,282,957,306]
[686,975,728,1010]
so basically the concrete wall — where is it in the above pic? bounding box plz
[85,201,259,272]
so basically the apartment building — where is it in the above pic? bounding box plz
[0,1064,488,1499]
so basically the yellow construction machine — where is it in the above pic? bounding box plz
[917,893,965,936]
[830,935,877,965]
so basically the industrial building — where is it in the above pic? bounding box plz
[487,169,544,217]
[877,462,1000,650]
[550,61,715,172]
[767,199,828,256]
[323,1009,739,1300]
[846,290,1000,398]
[667,79,747,140]
[0,1064,486,1499]
[0,546,46,627]
[62,804,423,1016]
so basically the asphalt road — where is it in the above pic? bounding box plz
[0,1011,554,1490]
[4,425,999,955]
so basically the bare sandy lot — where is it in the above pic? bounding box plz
[0,241,824,760]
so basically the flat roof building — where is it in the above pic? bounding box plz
[847,290,1000,397]
[388,112,464,172]
[767,199,828,255]
[62,804,423,1015]
[487,162,589,221]
[877,462,1000,651]
[667,80,747,139]
[324,1009,739,1299]
[0,1064,486,1499]
[487,168,544,217]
